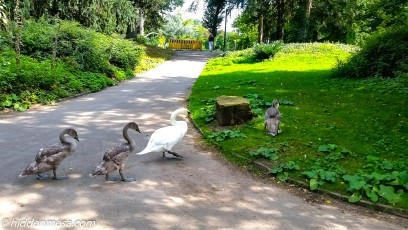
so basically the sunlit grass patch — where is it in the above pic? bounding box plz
[189,43,408,210]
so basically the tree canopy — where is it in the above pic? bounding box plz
[1,0,186,35]
[202,0,226,37]
[202,0,407,45]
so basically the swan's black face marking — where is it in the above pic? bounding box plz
[67,129,79,142]
[128,122,141,133]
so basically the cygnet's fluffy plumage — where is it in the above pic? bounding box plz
[90,122,140,182]
[136,108,189,159]
[19,128,79,180]
[264,99,281,136]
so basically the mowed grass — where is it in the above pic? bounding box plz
[189,43,408,210]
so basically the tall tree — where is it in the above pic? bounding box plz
[237,0,275,43]
[202,0,226,36]
[6,0,139,35]
[361,0,408,30]
[308,0,357,42]
[275,0,286,40]
[161,14,207,40]
[13,0,23,65]
[0,0,8,31]
[232,10,258,48]
[131,0,184,36]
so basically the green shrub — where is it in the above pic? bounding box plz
[253,41,283,60]
[109,35,145,71]
[0,18,152,111]
[113,69,127,81]
[333,26,408,78]
[135,35,149,45]
[74,72,114,92]
[21,18,56,60]
[0,49,61,93]
[21,19,145,75]
[0,32,13,51]
[0,47,114,109]
[21,19,110,73]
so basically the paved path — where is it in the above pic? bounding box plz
[0,51,406,229]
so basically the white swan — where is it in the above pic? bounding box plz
[90,122,141,182]
[19,128,79,180]
[135,108,189,159]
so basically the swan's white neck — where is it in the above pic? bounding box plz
[60,132,77,150]
[170,110,188,133]
[170,110,186,126]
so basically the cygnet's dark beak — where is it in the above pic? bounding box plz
[75,136,79,142]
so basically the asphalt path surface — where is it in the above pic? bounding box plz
[0,51,407,229]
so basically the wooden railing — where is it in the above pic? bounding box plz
[168,39,202,50]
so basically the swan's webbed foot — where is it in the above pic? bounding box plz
[121,177,135,182]
[119,169,135,182]
[162,152,174,159]
[105,173,119,181]
[52,167,68,180]
[53,175,68,180]
[167,151,183,159]
[36,173,49,180]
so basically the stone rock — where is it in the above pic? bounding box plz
[215,96,253,126]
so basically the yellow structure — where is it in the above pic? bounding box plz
[168,39,202,50]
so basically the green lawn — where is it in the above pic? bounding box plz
[189,43,408,211]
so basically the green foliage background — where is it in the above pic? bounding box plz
[333,25,408,79]
[0,19,148,111]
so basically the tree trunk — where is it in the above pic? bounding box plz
[14,0,22,65]
[306,0,312,16]
[276,0,285,40]
[301,0,312,41]
[258,12,263,43]
[211,5,223,37]
[139,10,145,36]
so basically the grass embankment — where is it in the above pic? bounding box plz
[189,43,408,212]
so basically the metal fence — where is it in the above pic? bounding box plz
[168,39,202,50]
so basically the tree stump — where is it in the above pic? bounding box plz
[215,96,253,126]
